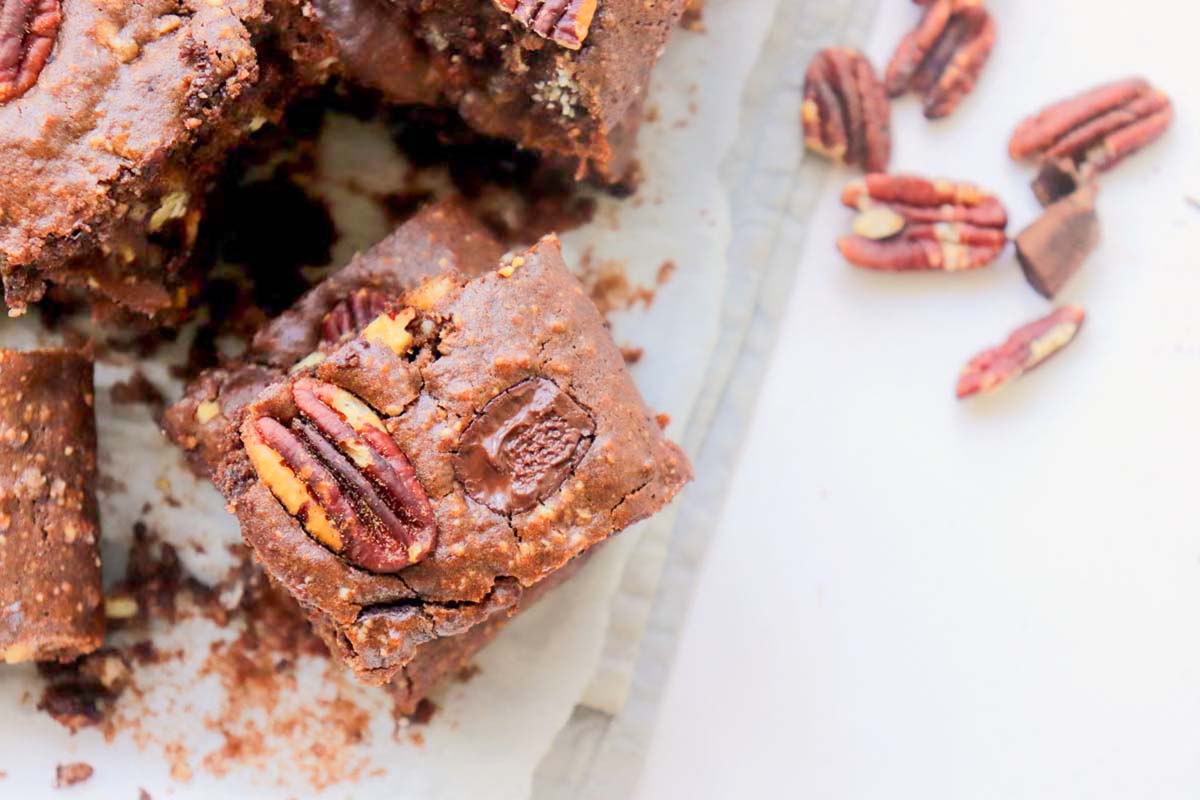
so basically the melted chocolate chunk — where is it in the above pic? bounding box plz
[453,378,594,515]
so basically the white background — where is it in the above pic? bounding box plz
[635,1,1200,797]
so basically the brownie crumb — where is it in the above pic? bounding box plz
[110,371,167,414]
[408,698,438,726]
[455,663,482,683]
[138,790,153,800]
[621,345,645,365]
[37,649,133,734]
[54,762,94,788]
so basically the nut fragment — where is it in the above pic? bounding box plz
[493,0,598,50]
[453,377,595,515]
[1009,78,1173,204]
[837,173,1007,271]
[244,379,436,572]
[956,306,1085,398]
[320,288,394,346]
[802,48,891,172]
[885,0,996,119]
[0,0,61,104]
[1015,183,1100,298]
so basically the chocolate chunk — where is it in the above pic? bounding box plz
[454,378,595,515]
[1031,158,1083,207]
[1016,183,1100,299]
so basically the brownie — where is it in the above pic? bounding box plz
[312,0,686,183]
[0,0,335,319]
[163,201,505,479]
[0,349,102,664]
[213,234,691,685]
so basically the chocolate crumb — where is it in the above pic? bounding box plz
[408,698,438,726]
[54,762,94,788]
[455,663,482,683]
[110,371,167,413]
[37,649,133,734]
[620,345,644,365]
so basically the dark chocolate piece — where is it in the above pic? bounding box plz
[1016,183,1100,299]
[0,349,102,663]
[219,234,691,685]
[1031,158,1083,207]
[454,377,595,515]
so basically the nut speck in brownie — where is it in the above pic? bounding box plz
[205,233,691,685]
[0,348,102,664]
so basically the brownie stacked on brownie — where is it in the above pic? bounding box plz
[0,0,335,320]
[165,204,691,704]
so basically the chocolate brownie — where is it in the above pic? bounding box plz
[312,0,686,183]
[0,349,102,664]
[215,234,691,684]
[0,0,335,319]
[163,201,504,478]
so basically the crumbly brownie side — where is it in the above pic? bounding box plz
[220,234,692,684]
[312,0,685,182]
[163,201,504,479]
[0,349,102,664]
[0,0,336,319]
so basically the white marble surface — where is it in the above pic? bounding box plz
[634,1,1200,797]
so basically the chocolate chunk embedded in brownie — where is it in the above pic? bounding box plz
[215,234,691,685]
[0,349,102,664]
[0,0,335,319]
[312,0,685,182]
[163,201,504,479]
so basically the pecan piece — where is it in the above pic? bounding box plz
[245,379,436,573]
[1009,78,1173,205]
[837,173,1007,271]
[320,288,394,346]
[1015,183,1100,298]
[802,48,891,172]
[454,377,594,515]
[884,0,996,119]
[493,0,598,50]
[0,0,62,104]
[956,306,1085,398]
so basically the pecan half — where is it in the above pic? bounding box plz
[0,0,62,104]
[453,377,594,515]
[493,0,598,50]
[884,0,996,119]
[320,289,394,346]
[245,378,436,573]
[802,48,891,173]
[837,173,1007,271]
[956,306,1085,398]
[1009,78,1173,205]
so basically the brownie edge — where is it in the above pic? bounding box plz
[0,349,102,664]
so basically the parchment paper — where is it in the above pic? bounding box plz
[0,1,767,796]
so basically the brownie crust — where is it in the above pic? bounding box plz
[0,349,102,664]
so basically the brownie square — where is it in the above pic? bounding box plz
[0,349,102,663]
[312,0,686,183]
[216,234,691,684]
[0,0,334,319]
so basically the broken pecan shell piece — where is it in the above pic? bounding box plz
[0,0,62,104]
[885,0,996,119]
[837,173,1008,271]
[802,47,891,172]
[1008,78,1172,201]
[493,0,597,50]
[956,306,1085,398]
[245,379,437,573]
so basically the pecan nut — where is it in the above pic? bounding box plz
[453,377,594,515]
[837,173,1007,271]
[956,306,1085,398]
[493,0,598,50]
[802,48,891,173]
[320,288,394,346]
[1009,78,1173,205]
[884,0,996,119]
[0,0,62,104]
[244,378,436,573]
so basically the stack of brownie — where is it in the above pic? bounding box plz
[0,1,694,716]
